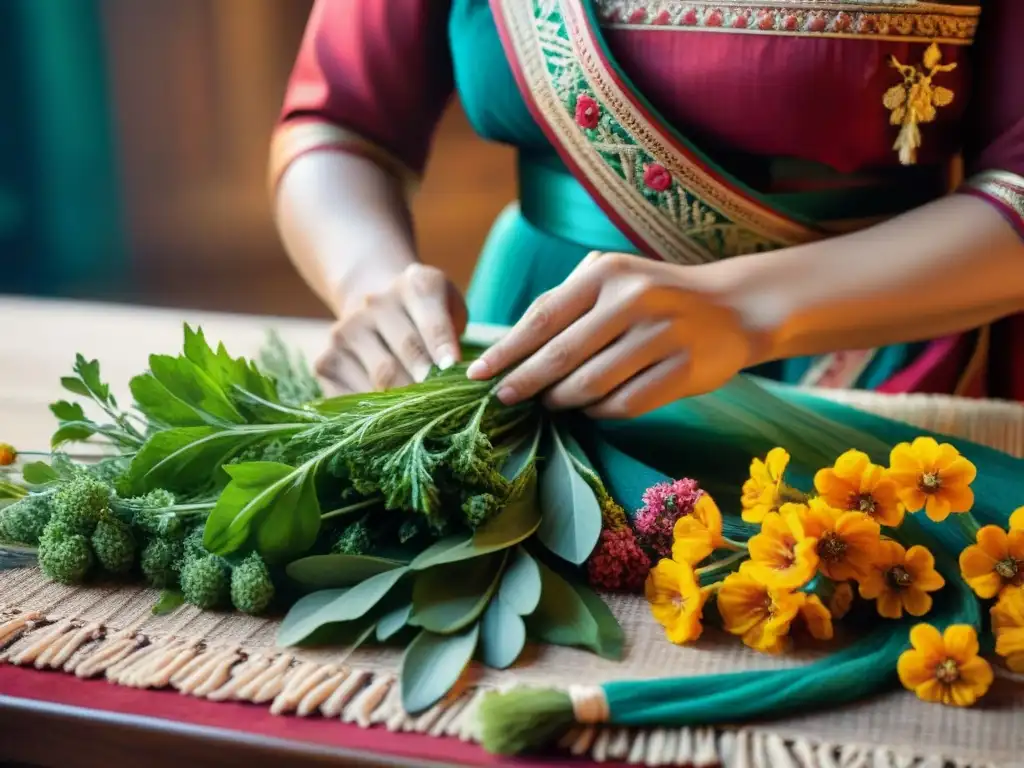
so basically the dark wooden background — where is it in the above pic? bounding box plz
[99,0,516,319]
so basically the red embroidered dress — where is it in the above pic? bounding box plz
[271,0,1024,399]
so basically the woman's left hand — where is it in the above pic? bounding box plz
[465,252,767,418]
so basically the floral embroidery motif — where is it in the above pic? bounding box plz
[528,0,789,259]
[884,43,956,166]
[593,0,980,43]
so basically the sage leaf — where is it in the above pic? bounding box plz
[525,560,622,660]
[574,581,625,660]
[538,425,602,565]
[409,553,504,634]
[479,598,526,670]
[401,623,479,714]
[20,462,59,486]
[499,422,542,481]
[152,590,185,616]
[376,602,412,641]
[203,461,321,561]
[287,554,406,590]
[277,567,408,646]
[408,473,540,571]
[497,547,542,616]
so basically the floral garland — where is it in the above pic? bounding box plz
[586,436,1023,707]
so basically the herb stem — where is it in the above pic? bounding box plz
[320,497,381,521]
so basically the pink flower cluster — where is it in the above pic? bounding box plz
[634,478,702,558]
[587,527,651,592]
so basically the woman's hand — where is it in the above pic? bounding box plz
[316,263,467,393]
[465,252,765,418]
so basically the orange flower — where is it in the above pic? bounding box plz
[741,448,799,525]
[0,443,15,466]
[897,624,993,707]
[828,581,854,619]
[717,565,804,654]
[814,450,904,528]
[671,493,724,566]
[645,558,708,645]
[888,437,976,522]
[797,593,834,641]
[801,498,882,583]
[990,587,1024,673]
[959,525,1024,599]
[745,504,819,590]
[859,540,945,619]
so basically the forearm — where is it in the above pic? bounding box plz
[274,150,418,316]
[703,195,1024,363]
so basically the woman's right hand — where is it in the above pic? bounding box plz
[315,263,467,393]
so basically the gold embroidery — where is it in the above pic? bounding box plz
[883,43,956,166]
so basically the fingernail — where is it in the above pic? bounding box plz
[413,362,433,383]
[437,345,457,371]
[496,386,517,405]
[466,359,490,379]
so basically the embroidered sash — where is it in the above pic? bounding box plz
[491,0,824,266]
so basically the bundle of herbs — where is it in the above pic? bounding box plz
[0,326,623,711]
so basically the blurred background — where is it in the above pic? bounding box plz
[0,0,515,318]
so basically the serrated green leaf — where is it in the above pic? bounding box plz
[183,325,280,404]
[376,602,412,641]
[144,353,245,425]
[479,598,526,669]
[409,553,504,635]
[73,354,111,403]
[49,400,87,422]
[401,624,479,714]
[277,567,408,646]
[59,377,91,398]
[286,554,405,590]
[203,461,321,562]
[498,547,542,616]
[525,560,622,660]
[152,590,185,616]
[19,462,59,486]
[537,426,602,565]
[408,473,540,571]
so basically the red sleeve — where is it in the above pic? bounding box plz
[269,0,454,189]
[957,0,1024,238]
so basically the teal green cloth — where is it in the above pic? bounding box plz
[450,0,926,389]
[1,0,124,294]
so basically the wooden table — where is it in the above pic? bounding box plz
[0,296,579,768]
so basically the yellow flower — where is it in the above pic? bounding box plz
[797,593,834,641]
[828,581,854,619]
[887,437,976,522]
[741,448,795,525]
[859,540,945,619]
[745,504,819,590]
[1010,506,1024,532]
[897,624,993,707]
[0,443,15,466]
[671,493,724,566]
[814,450,904,528]
[645,558,707,644]
[717,565,804,654]
[991,587,1024,673]
[801,498,882,583]
[959,525,1024,599]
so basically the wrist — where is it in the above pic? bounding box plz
[324,252,417,319]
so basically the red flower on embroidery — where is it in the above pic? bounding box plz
[653,10,671,25]
[643,163,672,192]
[807,12,827,32]
[783,14,800,31]
[681,8,699,25]
[758,10,776,30]
[857,15,877,34]
[705,9,724,27]
[574,94,600,130]
[834,12,852,32]
[733,11,751,28]
[629,8,647,23]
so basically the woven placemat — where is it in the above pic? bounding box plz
[4,390,1024,767]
